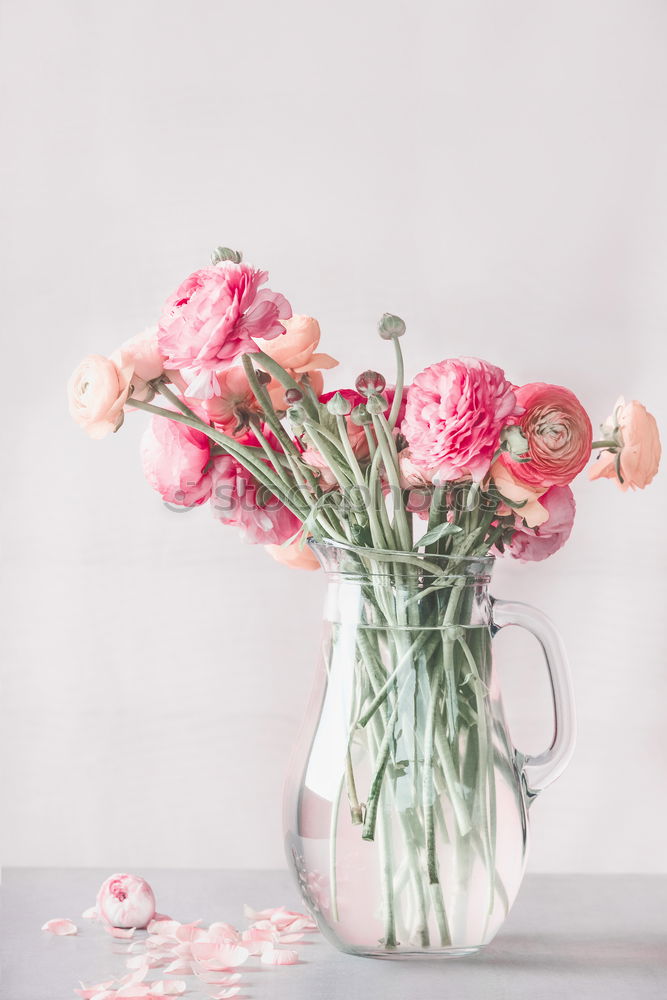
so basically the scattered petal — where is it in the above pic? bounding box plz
[174,921,203,942]
[208,922,240,942]
[74,982,114,999]
[105,925,135,939]
[42,918,77,935]
[260,943,300,965]
[115,985,153,998]
[207,990,241,1000]
[149,981,186,996]
[279,932,305,943]
[194,971,242,985]
[163,960,193,975]
[82,907,98,920]
[147,918,180,936]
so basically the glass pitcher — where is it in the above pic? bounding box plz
[283,541,576,958]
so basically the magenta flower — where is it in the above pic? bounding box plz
[141,414,213,507]
[158,261,291,399]
[210,454,300,545]
[505,485,576,561]
[402,358,519,483]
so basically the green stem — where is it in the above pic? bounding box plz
[387,337,405,430]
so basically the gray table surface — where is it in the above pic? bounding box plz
[0,869,665,1000]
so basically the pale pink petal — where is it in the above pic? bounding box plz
[194,971,242,985]
[75,982,114,999]
[89,992,117,1000]
[106,924,135,939]
[241,926,276,944]
[121,962,149,983]
[172,943,193,959]
[115,985,153,999]
[190,942,220,962]
[147,918,180,936]
[149,981,186,996]
[260,943,300,965]
[208,922,240,942]
[207,990,242,1000]
[174,920,203,942]
[126,956,148,970]
[279,932,305,943]
[215,945,249,968]
[82,906,98,921]
[41,918,77,935]
[163,960,193,976]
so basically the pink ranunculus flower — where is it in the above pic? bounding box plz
[488,458,549,528]
[112,326,164,402]
[67,354,134,439]
[505,485,576,562]
[500,382,592,489]
[157,261,291,400]
[210,454,301,544]
[589,397,661,491]
[96,873,156,929]
[141,413,213,506]
[265,539,320,570]
[402,358,520,483]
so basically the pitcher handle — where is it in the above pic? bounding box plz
[491,598,577,801]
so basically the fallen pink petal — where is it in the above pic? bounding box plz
[148,980,187,996]
[105,925,136,939]
[162,960,193,975]
[260,943,300,965]
[41,918,78,936]
[74,982,115,999]
[207,990,242,1000]
[194,970,242,985]
[82,907,98,921]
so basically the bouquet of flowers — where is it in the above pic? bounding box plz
[68,247,661,955]
[68,246,660,566]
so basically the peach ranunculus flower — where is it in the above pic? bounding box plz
[500,382,592,489]
[265,539,320,570]
[589,397,661,491]
[257,315,337,375]
[488,458,549,528]
[112,326,164,402]
[258,316,338,408]
[67,354,134,439]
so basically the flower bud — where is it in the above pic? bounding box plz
[285,387,304,405]
[96,873,156,929]
[378,313,406,340]
[355,370,386,397]
[350,404,372,426]
[210,246,243,264]
[366,393,389,415]
[326,392,352,416]
[287,404,306,425]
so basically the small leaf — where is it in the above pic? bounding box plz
[415,522,463,549]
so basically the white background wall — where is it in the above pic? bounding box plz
[2,0,666,872]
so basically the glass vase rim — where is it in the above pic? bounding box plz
[308,537,495,577]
